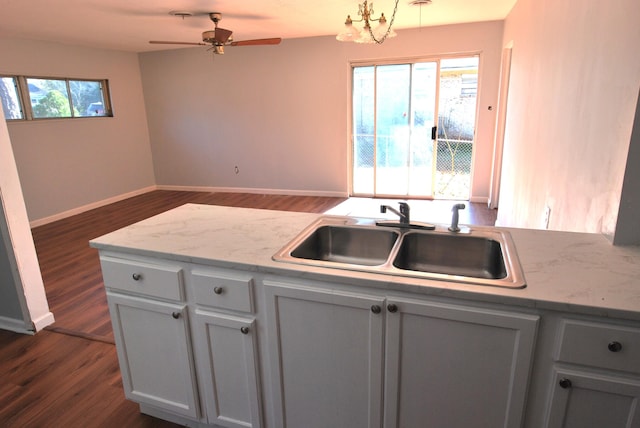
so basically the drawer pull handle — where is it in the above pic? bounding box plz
[132,273,142,281]
[213,286,224,295]
[387,304,398,313]
[371,305,381,314]
[240,326,249,335]
[172,312,181,319]
[559,378,572,389]
[608,341,623,352]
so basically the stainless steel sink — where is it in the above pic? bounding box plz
[290,225,399,266]
[273,216,526,288]
[393,232,507,279]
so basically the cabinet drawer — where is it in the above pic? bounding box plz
[100,256,184,301]
[192,269,254,313]
[555,319,640,374]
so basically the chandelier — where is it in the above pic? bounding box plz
[336,0,400,44]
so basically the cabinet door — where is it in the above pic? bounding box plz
[384,298,538,428]
[107,292,199,418]
[264,281,385,428]
[545,368,640,428]
[194,310,263,428]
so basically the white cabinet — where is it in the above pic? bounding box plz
[264,281,385,428]
[192,268,263,428]
[107,294,200,418]
[101,256,200,419]
[544,319,640,427]
[384,297,538,428]
[264,280,538,428]
[545,368,640,427]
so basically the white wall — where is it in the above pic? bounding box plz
[0,102,53,333]
[0,38,156,223]
[496,0,640,236]
[139,21,504,201]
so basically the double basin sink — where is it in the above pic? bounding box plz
[273,216,526,288]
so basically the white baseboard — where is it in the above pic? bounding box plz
[31,311,55,332]
[469,195,489,204]
[156,184,348,198]
[0,315,34,335]
[29,185,158,228]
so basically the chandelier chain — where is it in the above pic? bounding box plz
[368,0,400,44]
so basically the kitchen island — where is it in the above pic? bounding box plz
[91,203,640,428]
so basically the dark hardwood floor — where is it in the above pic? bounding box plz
[0,190,496,427]
[0,328,178,428]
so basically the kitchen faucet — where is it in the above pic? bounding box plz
[449,203,466,232]
[380,202,410,225]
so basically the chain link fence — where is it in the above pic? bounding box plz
[435,139,472,199]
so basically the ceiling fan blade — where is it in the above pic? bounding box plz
[229,38,282,47]
[149,41,207,46]
[215,28,233,44]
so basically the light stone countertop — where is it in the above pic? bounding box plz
[90,203,640,321]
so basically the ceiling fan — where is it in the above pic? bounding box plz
[149,12,281,54]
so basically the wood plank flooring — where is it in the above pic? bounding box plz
[0,190,496,427]
[0,328,179,428]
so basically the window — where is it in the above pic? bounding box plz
[0,75,112,120]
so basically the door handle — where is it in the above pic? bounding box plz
[431,126,437,140]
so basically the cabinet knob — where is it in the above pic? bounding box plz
[132,273,142,281]
[371,305,382,314]
[213,286,224,295]
[171,311,181,319]
[387,304,398,313]
[608,341,622,352]
[559,378,572,389]
[240,326,249,335]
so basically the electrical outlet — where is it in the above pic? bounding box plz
[542,206,551,229]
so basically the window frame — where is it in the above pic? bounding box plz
[0,74,113,121]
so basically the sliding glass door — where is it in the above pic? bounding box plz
[352,56,479,199]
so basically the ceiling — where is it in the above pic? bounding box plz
[0,0,516,53]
